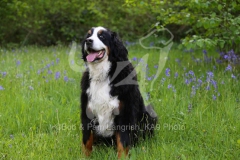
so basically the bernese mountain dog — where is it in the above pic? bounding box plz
[80,26,157,158]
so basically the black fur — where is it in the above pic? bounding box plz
[80,27,157,149]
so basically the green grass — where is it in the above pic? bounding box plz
[0,45,240,159]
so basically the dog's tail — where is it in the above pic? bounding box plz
[140,104,158,138]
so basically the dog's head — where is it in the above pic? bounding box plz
[82,26,128,63]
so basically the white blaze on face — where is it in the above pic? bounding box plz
[85,26,107,52]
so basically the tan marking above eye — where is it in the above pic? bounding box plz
[98,30,103,35]
[88,30,92,35]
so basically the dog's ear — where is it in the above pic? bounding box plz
[109,32,128,61]
[81,35,88,62]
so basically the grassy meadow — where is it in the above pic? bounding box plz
[0,44,240,159]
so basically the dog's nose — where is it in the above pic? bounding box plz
[85,39,93,46]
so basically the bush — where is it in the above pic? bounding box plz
[125,0,240,54]
[0,0,157,46]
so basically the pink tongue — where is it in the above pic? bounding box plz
[86,53,99,62]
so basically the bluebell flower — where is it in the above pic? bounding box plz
[165,68,170,77]
[125,41,131,46]
[2,72,6,77]
[224,55,228,59]
[225,64,232,71]
[211,80,217,89]
[37,70,41,75]
[231,74,236,79]
[64,76,69,82]
[71,60,74,65]
[46,64,51,68]
[185,79,190,85]
[147,77,152,81]
[55,71,60,79]
[206,85,210,90]
[198,79,202,85]
[174,72,178,78]
[212,95,216,100]
[16,60,21,66]
[0,85,4,90]
[189,70,195,76]
[203,50,207,55]
[56,58,60,64]
[132,57,137,61]
[48,70,52,74]
[167,84,172,89]
[207,72,214,79]
[154,65,158,69]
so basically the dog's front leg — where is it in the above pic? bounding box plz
[115,130,130,159]
[82,119,94,156]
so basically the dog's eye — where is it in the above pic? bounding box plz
[99,35,104,39]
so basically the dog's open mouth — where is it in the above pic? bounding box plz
[86,48,105,62]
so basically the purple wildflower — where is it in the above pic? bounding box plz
[56,58,60,64]
[224,55,228,59]
[174,72,178,78]
[16,60,21,66]
[147,77,152,81]
[0,85,4,90]
[185,79,190,85]
[206,85,210,90]
[167,84,172,89]
[212,95,216,100]
[165,68,170,77]
[132,57,137,61]
[211,80,217,89]
[154,65,158,69]
[64,76,69,82]
[207,72,214,81]
[71,60,74,65]
[225,64,232,71]
[37,70,41,75]
[46,64,51,68]
[198,79,202,85]
[48,70,52,74]
[55,71,60,79]
[2,72,6,77]
[189,70,195,76]
[203,50,207,55]
[231,74,236,79]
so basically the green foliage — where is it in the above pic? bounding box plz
[0,0,156,46]
[125,0,240,53]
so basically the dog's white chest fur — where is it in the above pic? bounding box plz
[86,59,119,137]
